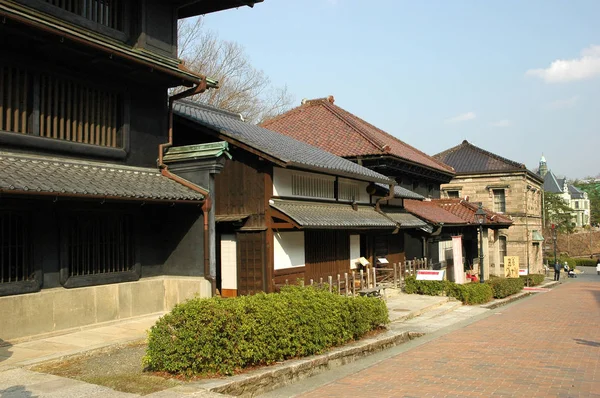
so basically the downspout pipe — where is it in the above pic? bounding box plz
[158,77,217,293]
[375,183,400,232]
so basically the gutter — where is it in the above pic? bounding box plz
[158,78,217,294]
[374,183,401,232]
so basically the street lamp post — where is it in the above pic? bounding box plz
[475,202,487,284]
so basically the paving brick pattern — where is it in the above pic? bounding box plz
[300,282,600,397]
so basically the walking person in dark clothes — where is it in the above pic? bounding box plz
[554,262,561,281]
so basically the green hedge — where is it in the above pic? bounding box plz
[572,258,595,267]
[143,286,388,376]
[487,277,524,299]
[520,274,546,286]
[404,276,493,305]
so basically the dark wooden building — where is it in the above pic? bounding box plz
[173,101,427,295]
[0,0,262,341]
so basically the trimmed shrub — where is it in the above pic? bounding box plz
[405,276,493,305]
[520,273,546,286]
[573,258,595,267]
[404,276,448,296]
[143,286,388,376]
[447,283,493,305]
[486,277,524,299]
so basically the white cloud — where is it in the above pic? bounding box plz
[546,96,579,110]
[490,119,511,127]
[526,45,600,83]
[445,112,476,124]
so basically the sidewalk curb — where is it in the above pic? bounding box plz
[389,298,451,323]
[176,330,421,398]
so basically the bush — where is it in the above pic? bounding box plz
[143,286,388,376]
[520,274,546,286]
[404,276,492,305]
[573,258,595,267]
[486,277,524,299]
[447,283,493,305]
[404,276,448,296]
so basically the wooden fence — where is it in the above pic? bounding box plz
[277,257,431,297]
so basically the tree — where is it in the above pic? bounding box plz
[544,192,575,234]
[176,17,294,124]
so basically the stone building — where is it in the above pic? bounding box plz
[434,141,544,275]
[538,155,591,228]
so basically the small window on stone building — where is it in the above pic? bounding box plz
[447,190,459,198]
[499,236,507,267]
[493,189,506,213]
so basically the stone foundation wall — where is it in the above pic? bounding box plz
[0,277,211,342]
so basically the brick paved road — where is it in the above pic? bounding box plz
[300,279,600,397]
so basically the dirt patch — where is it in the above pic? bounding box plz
[32,342,180,396]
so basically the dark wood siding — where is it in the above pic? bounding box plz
[373,234,405,269]
[215,155,267,230]
[305,231,350,282]
[236,231,265,295]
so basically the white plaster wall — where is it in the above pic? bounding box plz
[274,231,305,270]
[350,234,360,269]
[220,234,237,290]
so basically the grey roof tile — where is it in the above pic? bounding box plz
[375,183,425,200]
[380,208,428,228]
[173,101,392,184]
[0,152,205,202]
[270,199,397,229]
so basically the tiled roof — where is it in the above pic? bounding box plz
[173,101,392,184]
[405,199,512,226]
[543,170,564,193]
[270,199,397,229]
[0,152,205,202]
[261,97,454,175]
[434,141,541,182]
[375,183,425,200]
[380,208,428,229]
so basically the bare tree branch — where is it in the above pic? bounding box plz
[176,17,294,123]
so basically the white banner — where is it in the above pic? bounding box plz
[416,270,445,281]
[518,269,528,276]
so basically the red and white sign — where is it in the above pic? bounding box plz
[518,269,528,276]
[416,270,445,281]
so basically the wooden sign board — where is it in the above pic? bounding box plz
[504,256,520,278]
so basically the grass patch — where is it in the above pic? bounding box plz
[32,342,180,396]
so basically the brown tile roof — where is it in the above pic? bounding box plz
[434,140,541,182]
[261,97,454,175]
[405,199,512,226]
[0,151,205,203]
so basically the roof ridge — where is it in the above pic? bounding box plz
[459,140,525,169]
[176,99,243,120]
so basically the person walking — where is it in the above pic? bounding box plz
[596,258,600,275]
[554,261,561,281]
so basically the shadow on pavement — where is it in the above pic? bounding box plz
[0,385,37,397]
[574,338,600,347]
[0,339,12,363]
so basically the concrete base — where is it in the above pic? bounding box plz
[0,277,211,342]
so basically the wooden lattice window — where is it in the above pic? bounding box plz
[44,0,124,31]
[65,213,135,277]
[39,73,122,147]
[0,64,124,149]
[338,179,360,201]
[291,173,335,199]
[0,66,33,134]
[0,212,33,285]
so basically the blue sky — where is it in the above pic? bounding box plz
[200,0,600,179]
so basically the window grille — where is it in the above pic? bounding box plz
[65,213,135,277]
[0,66,32,134]
[44,0,123,31]
[493,189,506,213]
[291,173,334,199]
[39,73,122,147]
[1,65,123,148]
[338,180,360,201]
[0,212,33,284]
